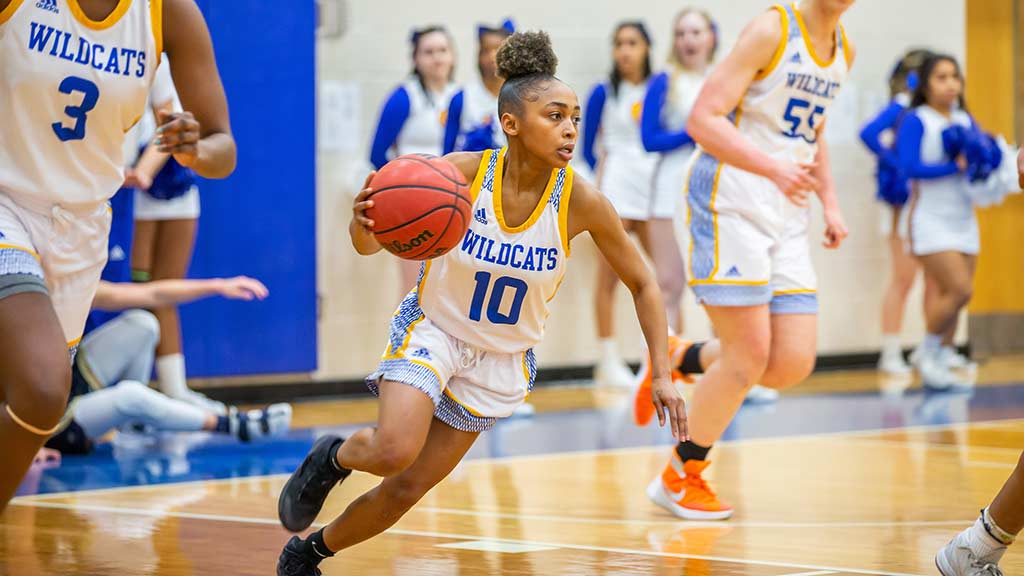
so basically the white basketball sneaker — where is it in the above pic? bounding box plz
[594,355,636,389]
[936,526,1006,576]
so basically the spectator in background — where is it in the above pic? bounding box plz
[896,53,984,389]
[639,8,717,338]
[582,21,658,388]
[859,49,944,375]
[442,19,515,154]
[46,276,290,456]
[369,25,458,292]
[130,58,222,413]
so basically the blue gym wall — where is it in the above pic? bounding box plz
[181,0,318,377]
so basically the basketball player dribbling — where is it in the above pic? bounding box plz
[635,0,855,520]
[275,31,687,576]
[0,0,235,513]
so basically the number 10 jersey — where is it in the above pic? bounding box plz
[0,0,159,212]
[418,147,573,354]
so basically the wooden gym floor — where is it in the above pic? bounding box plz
[4,357,1024,575]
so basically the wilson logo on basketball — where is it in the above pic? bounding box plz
[385,230,435,254]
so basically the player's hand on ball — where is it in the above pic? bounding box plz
[155,110,200,166]
[651,376,689,442]
[352,172,376,233]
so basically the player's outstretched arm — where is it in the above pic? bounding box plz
[161,0,236,179]
[568,177,689,441]
[92,276,268,311]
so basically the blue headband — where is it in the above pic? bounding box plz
[410,25,446,46]
[477,18,515,39]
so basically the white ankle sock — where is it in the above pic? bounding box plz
[922,333,943,356]
[969,514,1009,560]
[156,353,189,398]
[880,334,903,358]
[598,338,619,361]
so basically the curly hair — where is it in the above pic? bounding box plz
[496,31,559,115]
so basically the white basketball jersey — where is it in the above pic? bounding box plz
[418,147,572,354]
[0,0,159,212]
[736,3,850,165]
[458,80,506,150]
[600,80,655,164]
[395,77,456,157]
[660,70,706,136]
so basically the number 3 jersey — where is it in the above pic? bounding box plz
[418,147,572,354]
[0,0,159,211]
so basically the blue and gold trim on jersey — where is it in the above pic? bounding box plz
[754,5,790,81]
[383,290,426,360]
[469,149,496,203]
[789,2,842,69]
[0,0,25,25]
[492,147,556,234]
[150,0,162,64]
[67,0,132,30]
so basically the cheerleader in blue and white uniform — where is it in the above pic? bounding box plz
[859,49,938,374]
[442,19,514,154]
[582,21,658,387]
[897,53,989,389]
[369,25,457,291]
[639,8,717,336]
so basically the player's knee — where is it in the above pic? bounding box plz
[761,352,816,390]
[122,309,161,347]
[657,271,686,301]
[721,345,770,392]
[952,284,973,309]
[112,380,159,419]
[8,355,72,430]
[383,475,432,512]
[373,437,420,477]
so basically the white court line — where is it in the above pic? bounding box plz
[778,571,838,576]
[968,460,1017,469]
[413,506,975,530]
[8,500,927,576]
[13,472,291,502]
[834,437,1023,456]
[17,416,1024,502]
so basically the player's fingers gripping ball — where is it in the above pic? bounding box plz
[366,154,472,260]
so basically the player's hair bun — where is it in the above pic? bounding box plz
[496,31,558,80]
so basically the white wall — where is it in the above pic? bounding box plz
[315,0,966,379]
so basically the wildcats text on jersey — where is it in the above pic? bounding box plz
[460,229,559,272]
[28,21,148,78]
[784,72,841,100]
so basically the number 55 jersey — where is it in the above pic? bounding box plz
[0,0,158,346]
[685,3,849,312]
[1,0,158,211]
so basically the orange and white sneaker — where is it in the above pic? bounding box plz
[646,452,733,520]
[633,336,694,426]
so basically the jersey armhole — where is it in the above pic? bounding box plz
[839,24,851,68]
[559,167,574,256]
[0,0,25,25]
[468,149,493,203]
[151,0,163,66]
[753,5,788,82]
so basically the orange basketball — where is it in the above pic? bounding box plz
[366,154,472,260]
